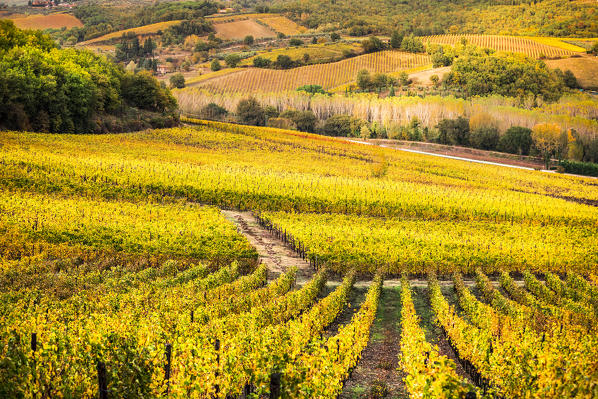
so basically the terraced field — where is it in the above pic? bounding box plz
[194,51,431,92]
[423,34,586,58]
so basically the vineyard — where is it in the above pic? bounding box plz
[422,34,586,58]
[78,20,183,46]
[1,121,597,397]
[193,51,431,92]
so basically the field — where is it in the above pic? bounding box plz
[213,18,276,40]
[257,15,308,36]
[240,42,363,66]
[1,121,597,397]
[8,13,83,30]
[194,51,431,92]
[77,20,183,46]
[546,56,598,89]
[423,34,586,58]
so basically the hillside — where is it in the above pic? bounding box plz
[270,0,598,37]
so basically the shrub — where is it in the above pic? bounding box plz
[289,38,304,46]
[436,117,470,146]
[253,56,272,68]
[280,110,318,132]
[236,97,265,126]
[169,73,185,89]
[200,103,228,120]
[224,54,242,68]
[558,160,598,177]
[470,127,500,150]
[297,85,328,95]
[243,35,254,45]
[362,36,385,53]
[210,59,221,71]
[330,32,341,42]
[498,126,533,155]
[321,114,363,137]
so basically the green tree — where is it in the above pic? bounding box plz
[390,31,403,49]
[357,69,372,91]
[469,127,500,150]
[210,59,222,71]
[224,54,241,68]
[244,35,254,45]
[253,56,272,68]
[330,32,341,42]
[169,73,185,89]
[436,117,470,146]
[498,126,533,155]
[236,97,266,126]
[275,55,294,69]
[362,36,384,53]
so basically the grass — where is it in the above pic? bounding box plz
[526,36,587,52]
[545,57,598,89]
[213,19,276,40]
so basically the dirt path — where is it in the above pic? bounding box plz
[221,210,314,284]
[340,284,408,399]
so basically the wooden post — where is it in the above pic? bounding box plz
[269,372,281,399]
[97,361,108,399]
[164,343,172,395]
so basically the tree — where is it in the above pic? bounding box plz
[322,114,363,137]
[531,123,565,169]
[436,117,470,146]
[469,127,500,150]
[390,31,402,49]
[210,59,221,71]
[253,56,272,68]
[243,35,254,45]
[398,71,409,86]
[236,97,266,126]
[169,73,185,89]
[430,74,439,86]
[274,55,294,69]
[280,110,318,132]
[303,53,310,63]
[590,42,598,56]
[201,103,228,120]
[400,34,425,53]
[330,32,340,42]
[311,36,318,44]
[357,69,372,91]
[498,126,533,155]
[224,54,241,68]
[563,70,578,89]
[297,85,327,95]
[567,129,584,161]
[362,36,384,53]
[289,38,304,46]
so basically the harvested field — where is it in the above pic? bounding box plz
[546,56,598,89]
[78,20,182,45]
[9,13,82,30]
[213,18,276,40]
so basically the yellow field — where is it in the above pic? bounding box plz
[78,20,182,45]
[241,42,363,66]
[186,67,244,86]
[213,18,276,40]
[258,16,307,36]
[9,13,82,30]
[546,57,598,89]
[423,34,584,58]
[194,51,431,92]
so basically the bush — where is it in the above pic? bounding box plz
[236,97,265,126]
[289,38,304,46]
[200,103,228,120]
[274,55,294,69]
[330,32,341,42]
[280,109,318,132]
[558,160,598,177]
[498,126,533,155]
[224,54,242,68]
[321,114,363,137]
[470,127,500,150]
[436,117,470,146]
[362,36,385,53]
[210,59,221,71]
[297,85,328,95]
[253,56,272,68]
[243,35,254,45]
[169,73,185,89]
